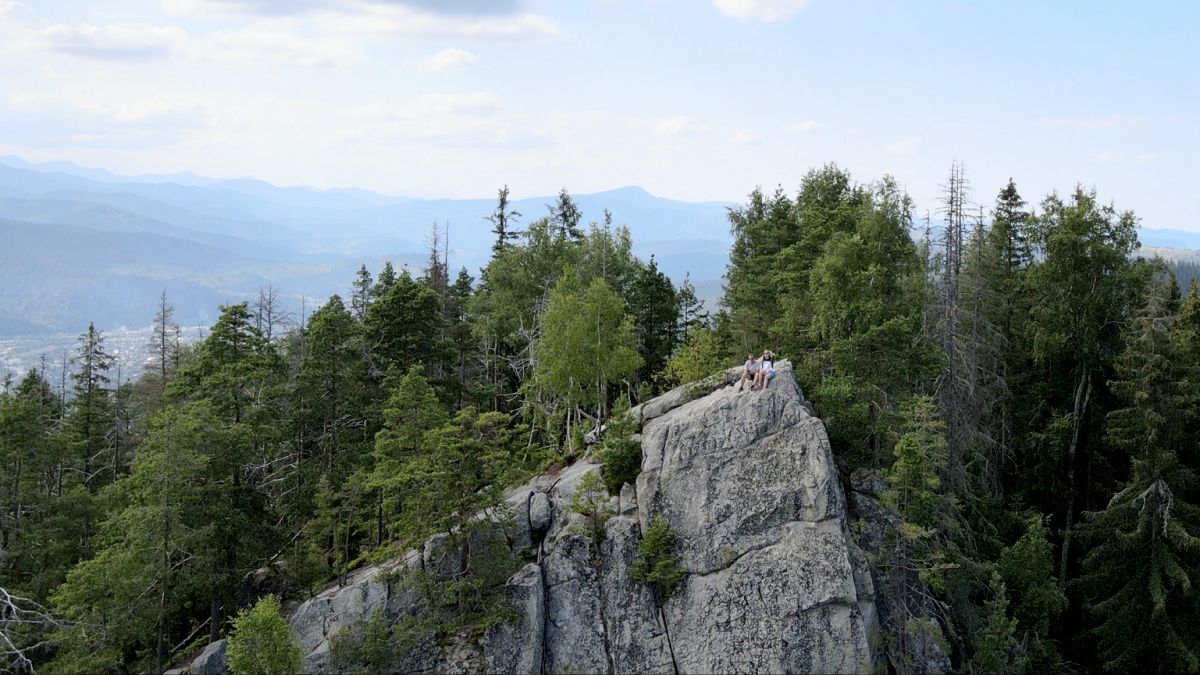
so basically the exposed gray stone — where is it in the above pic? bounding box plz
[851,466,888,497]
[284,359,883,675]
[601,515,675,673]
[529,491,553,535]
[481,563,545,674]
[639,361,878,673]
[618,481,638,515]
[188,639,226,675]
[423,531,463,581]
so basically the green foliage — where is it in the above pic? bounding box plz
[227,595,302,675]
[997,514,1065,670]
[537,271,641,422]
[570,471,613,550]
[969,573,1027,675]
[631,514,686,604]
[598,396,641,494]
[664,327,726,387]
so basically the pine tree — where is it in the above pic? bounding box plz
[675,272,708,339]
[68,322,114,486]
[628,256,678,389]
[147,290,180,389]
[364,270,443,377]
[350,264,374,321]
[486,185,522,254]
[548,188,584,241]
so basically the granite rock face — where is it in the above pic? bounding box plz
[188,361,881,674]
[639,362,877,674]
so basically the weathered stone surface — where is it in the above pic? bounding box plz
[529,491,553,535]
[283,360,883,675]
[850,467,888,497]
[188,639,226,675]
[601,515,676,673]
[423,532,463,581]
[481,563,545,674]
[618,481,638,515]
[541,511,608,675]
[639,361,878,674]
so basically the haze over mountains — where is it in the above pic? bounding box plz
[0,156,735,377]
[2,155,1199,379]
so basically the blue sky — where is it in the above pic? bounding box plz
[0,0,1196,229]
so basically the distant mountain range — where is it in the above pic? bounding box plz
[1,155,1197,377]
[0,157,733,352]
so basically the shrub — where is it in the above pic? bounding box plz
[226,595,302,675]
[632,515,686,604]
[598,396,641,494]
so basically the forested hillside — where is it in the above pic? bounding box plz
[3,166,1200,673]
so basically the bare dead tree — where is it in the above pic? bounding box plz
[1,587,62,674]
[253,284,295,343]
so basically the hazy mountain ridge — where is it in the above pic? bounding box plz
[2,156,1197,380]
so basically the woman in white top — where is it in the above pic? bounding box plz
[753,350,776,390]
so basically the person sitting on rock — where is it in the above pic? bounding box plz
[753,350,776,390]
[734,353,759,392]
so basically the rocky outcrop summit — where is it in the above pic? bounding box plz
[189,361,884,674]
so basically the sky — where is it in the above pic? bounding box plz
[0,0,1196,229]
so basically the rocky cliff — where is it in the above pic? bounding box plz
[195,361,883,674]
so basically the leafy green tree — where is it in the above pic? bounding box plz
[170,303,284,641]
[68,322,114,485]
[227,595,302,675]
[997,514,1066,670]
[536,272,641,444]
[663,327,725,387]
[1021,187,1141,577]
[598,396,640,494]
[49,403,215,673]
[350,264,374,321]
[296,295,369,475]
[369,367,447,542]
[548,188,584,241]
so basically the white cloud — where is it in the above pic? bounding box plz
[732,129,760,145]
[713,0,810,22]
[419,47,479,72]
[340,91,547,148]
[654,115,710,136]
[784,119,820,133]
[9,90,214,128]
[40,23,186,61]
[196,23,365,67]
[329,5,562,41]
[885,135,920,155]
[1093,150,1119,163]
[1035,114,1149,130]
[1134,154,1156,165]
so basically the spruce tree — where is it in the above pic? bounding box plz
[1075,277,1200,673]
[486,184,522,254]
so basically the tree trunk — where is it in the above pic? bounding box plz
[1060,371,1091,582]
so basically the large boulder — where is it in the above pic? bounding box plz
[188,639,226,675]
[638,361,878,673]
[283,361,881,674]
